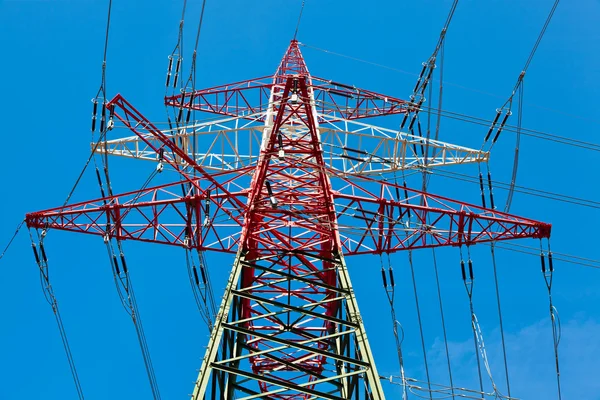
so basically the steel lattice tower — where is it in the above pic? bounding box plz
[26,40,551,399]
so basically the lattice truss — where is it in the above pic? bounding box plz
[26,41,551,399]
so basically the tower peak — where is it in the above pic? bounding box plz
[274,39,309,78]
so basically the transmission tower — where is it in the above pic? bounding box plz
[26,40,551,399]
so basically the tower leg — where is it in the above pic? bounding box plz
[191,250,385,400]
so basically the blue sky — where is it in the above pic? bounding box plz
[1,0,599,398]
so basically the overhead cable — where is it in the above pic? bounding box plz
[293,0,306,40]
[0,220,25,262]
[29,228,85,399]
[540,240,563,400]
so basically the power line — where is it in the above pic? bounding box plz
[420,106,600,152]
[29,229,85,399]
[491,242,600,269]
[490,243,511,397]
[293,0,306,40]
[0,220,24,262]
[407,249,433,399]
[428,168,600,210]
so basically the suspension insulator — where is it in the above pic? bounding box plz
[548,252,554,272]
[177,105,184,124]
[91,100,98,132]
[31,243,41,264]
[200,265,207,284]
[408,115,417,131]
[492,112,511,144]
[103,165,113,197]
[192,265,200,286]
[39,242,48,263]
[400,113,409,130]
[99,103,107,133]
[424,66,435,85]
[411,133,419,159]
[120,253,128,274]
[460,260,466,281]
[541,252,546,273]
[95,167,106,198]
[166,56,173,87]
[389,268,395,287]
[173,58,181,88]
[265,181,278,208]
[158,148,164,162]
[381,267,388,288]
[417,121,426,157]
[478,172,487,209]
[487,171,495,210]
[113,254,120,275]
[205,190,211,214]
[403,182,412,219]
[484,109,501,143]
[278,133,283,149]
[185,93,195,125]
[395,186,401,201]
[412,69,425,93]
[468,259,474,280]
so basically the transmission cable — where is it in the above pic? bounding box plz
[407,248,433,399]
[540,240,563,400]
[380,254,408,399]
[431,247,456,399]
[399,0,458,136]
[490,243,512,397]
[89,6,162,390]
[492,242,600,269]
[481,0,560,212]
[63,0,115,208]
[420,105,600,152]
[0,220,25,262]
[185,248,217,331]
[459,246,484,398]
[428,168,600,210]
[28,228,85,399]
[104,237,162,399]
[181,0,208,181]
[293,0,306,40]
[474,166,512,397]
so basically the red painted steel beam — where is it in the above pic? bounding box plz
[164,40,411,122]
[25,179,248,253]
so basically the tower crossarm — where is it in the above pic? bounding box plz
[25,180,247,253]
[164,78,411,122]
[329,176,551,255]
[94,114,488,176]
[310,76,411,120]
[164,40,411,122]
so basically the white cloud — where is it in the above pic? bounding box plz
[417,315,600,399]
